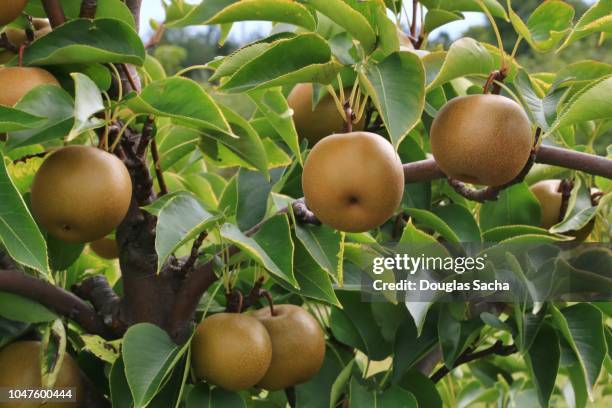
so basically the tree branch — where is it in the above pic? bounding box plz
[72,276,126,335]
[0,269,113,338]
[430,340,518,383]
[79,0,97,19]
[42,0,66,28]
[402,145,612,184]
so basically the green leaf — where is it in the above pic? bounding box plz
[26,0,136,28]
[482,225,560,242]
[0,292,57,322]
[143,192,220,273]
[166,0,315,31]
[68,73,104,140]
[6,86,74,151]
[0,157,48,274]
[249,87,302,164]
[110,356,133,408]
[294,222,343,283]
[397,369,443,408]
[293,238,340,306]
[551,177,602,233]
[479,183,541,231]
[438,308,482,368]
[558,0,612,51]
[424,10,464,33]
[456,381,499,408]
[200,103,270,178]
[393,310,439,382]
[19,19,145,66]
[432,204,481,242]
[525,322,560,407]
[304,0,377,53]
[219,33,341,93]
[419,0,508,20]
[360,51,425,148]
[251,214,298,287]
[330,291,392,360]
[186,384,246,408]
[221,223,298,287]
[329,359,354,408]
[405,208,461,243]
[127,77,232,135]
[548,75,612,134]
[0,106,46,133]
[508,0,574,53]
[424,37,495,90]
[123,323,185,408]
[551,303,607,399]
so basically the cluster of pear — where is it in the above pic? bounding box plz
[0,341,83,408]
[191,304,325,391]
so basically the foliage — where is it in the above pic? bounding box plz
[0,0,611,407]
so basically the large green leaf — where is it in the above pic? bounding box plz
[360,51,425,148]
[438,308,482,368]
[123,323,185,408]
[508,0,574,53]
[551,303,607,400]
[419,0,508,20]
[558,0,612,51]
[405,208,461,243]
[0,158,48,274]
[525,322,560,407]
[293,238,340,306]
[0,106,45,133]
[219,33,342,92]
[127,77,232,135]
[294,222,343,283]
[424,10,464,33]
[432,204,481,242]
[392,309,439,382]
[19,19,144,66]
[350,378,418,408]
[304,0,376,52]
[248,87,302,164]
[397,369,443,408]
[166,0,315,31]
[424,37,495,90]
[6,86,74,151]
[0,292,57,322]
[26,0,136,28]
[548,75,612,134]
[221,223,298,287]
[143,192,220,273]
[68,73,105,140]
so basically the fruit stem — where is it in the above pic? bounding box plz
[476,0,506,72]
[18,44,26,67]
[510,36,523,60]
[260,289,276,316]
[343,101,353,133]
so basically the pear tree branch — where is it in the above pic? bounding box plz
[0,269,114,338]
[42,0,66,27]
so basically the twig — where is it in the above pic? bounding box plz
[150,138,168,196]
[293,199,321,225]
[410,0,418,37]
[0,269,113,338]
[121,63,140,93]
[179,232,208,276]
[558,179,573,223]
[225,289,244,313]
[79,0,97,19]
[41,0,67,28]
[145,24,166,49]
[430,340,518,383]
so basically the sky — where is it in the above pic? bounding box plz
[138,1,486,43]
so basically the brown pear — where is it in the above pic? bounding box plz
[191,313,272,391]
[287,83,365,145]
[0,19,52,63]
[302,131,405,232]
[0,341,83,408]
[90,237,119,260]
[0,0,28,26]
[430,94,533,186]
[0,67,59,106]
[30,146,132,243]
[253,304,325,390]
[529,179,596,240]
